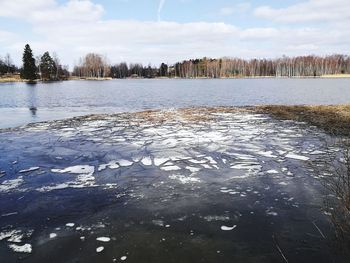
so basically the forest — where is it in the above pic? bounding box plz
[2,44,350,80]
[74,54,350,79]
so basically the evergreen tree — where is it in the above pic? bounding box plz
[21,44,37,80]
[40,51,56,80]
[159,63,168,77]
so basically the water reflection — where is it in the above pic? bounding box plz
[27,83,38,118]
[29,106,37,116]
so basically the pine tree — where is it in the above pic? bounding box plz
[21,44,37,80]
[40,52,56,80]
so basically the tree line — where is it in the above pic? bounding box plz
[2,44,350,80]
[170,55,350,78]
[73,54,350,79]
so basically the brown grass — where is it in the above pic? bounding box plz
[257,105,350,136]
[133,107,254,124]
[0,74,24,83]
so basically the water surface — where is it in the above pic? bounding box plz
[1,78,350,128]
[0,110,344,262]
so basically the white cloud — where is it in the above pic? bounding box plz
[0,0,54,18]
[254,0,350,24]
[0,0,103,23]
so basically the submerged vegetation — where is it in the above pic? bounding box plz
[321,139,350,251]
[257,105,350,137]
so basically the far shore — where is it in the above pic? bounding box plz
[2,74,350,83]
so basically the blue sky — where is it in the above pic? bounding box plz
[0,0,349,68]
[100,0,297,25]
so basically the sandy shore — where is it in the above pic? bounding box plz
[321,74,350,78]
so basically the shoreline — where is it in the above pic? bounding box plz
[2,74,350,83]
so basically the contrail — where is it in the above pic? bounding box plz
[157,0,165,22]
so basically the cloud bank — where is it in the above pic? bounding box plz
[0,0,349,69]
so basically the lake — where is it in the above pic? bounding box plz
[1,78,350,128]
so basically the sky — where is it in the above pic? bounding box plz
[0,0,349,69]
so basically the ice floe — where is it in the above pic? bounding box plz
[154,157,169,166]
[221,225,237,231]
[9,243,32,253]
[0,230,22,241]
[52,165,94,175]
[0,177,24,193]
[141,157,152,166]
[96,237,110,242]
[160,165,181,171]
[96,246,104,253]
[119,160,133,167]
[19,167,40,173]
[285,153,309,161]
[98,161,119,171]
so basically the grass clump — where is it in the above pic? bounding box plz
[258,105,350,136]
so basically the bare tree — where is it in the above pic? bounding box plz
[5,53,12,73]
